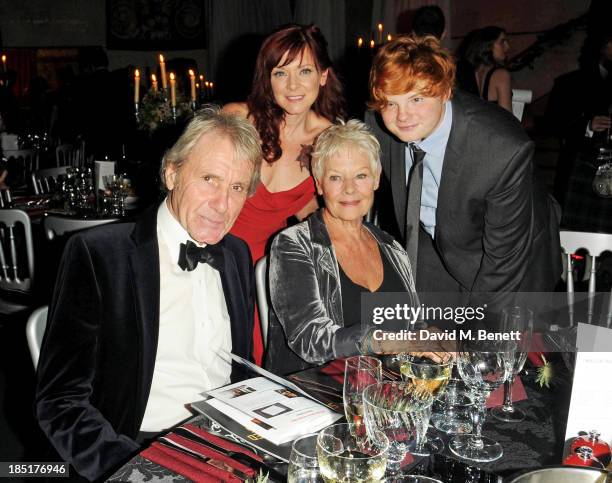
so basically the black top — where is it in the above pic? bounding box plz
[481,66,499,102]
[338,245,406,327]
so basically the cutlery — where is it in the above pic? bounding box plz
[174,427,286,481]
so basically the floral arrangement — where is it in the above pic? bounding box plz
[137,89,192,133]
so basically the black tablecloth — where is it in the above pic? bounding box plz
[108,365,570,483]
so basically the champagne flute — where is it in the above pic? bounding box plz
[343,356,382,435]
[449,345,511,462]
[317,423,388,483]
[491,307,533,423]
[288,434,324,483]
[398,355,452,455]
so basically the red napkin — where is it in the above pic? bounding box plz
[527,332,549,367]
[486,376,527,408]
[142,442,228,482]
[164,432,255,478]
[182,423,263,463]
[320,358,346,384]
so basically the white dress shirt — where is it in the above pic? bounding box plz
[140,200,232,432]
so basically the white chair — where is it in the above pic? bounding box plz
[31,166,70,195]
[5,149,39,187]
[511,89,533,122]
[26,306,48,368]
[0,210,35,315]
[560,230,612,326]
[42,215,119,241]
[255,256,269,348]
[55,144,78,167]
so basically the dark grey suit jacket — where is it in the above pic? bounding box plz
[366,90,561,302]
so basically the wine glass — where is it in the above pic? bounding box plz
[363,381,418,477]
[398,355,453,455]
[288,434,324,483]
[449,345,511,462]
[431,372,473,435]
[343,356,382,435]
[491,307,533,423]
[317,423,389,482]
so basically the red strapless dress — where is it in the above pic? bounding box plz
[230,176,316,365]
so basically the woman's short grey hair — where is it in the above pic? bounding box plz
[311,119,381,180]
[161,105,262,195]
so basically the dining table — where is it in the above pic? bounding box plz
[107,359,572,483]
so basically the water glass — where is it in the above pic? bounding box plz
[288,434,324,483]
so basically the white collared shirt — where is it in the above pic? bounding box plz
[140,199,232,432]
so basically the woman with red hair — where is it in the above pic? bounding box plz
[224,24,345,365]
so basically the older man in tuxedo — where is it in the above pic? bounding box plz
[366,35,560,307]
[35,107,262,481]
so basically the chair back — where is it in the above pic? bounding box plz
[0,209,34,295]
[55,144,78,167]
[42,215,118,241]
[31,166,70,195]
[26,306,48,368]
[511,89,533,121]
[255,256,269,348]
[560,230,612,326]
[5,149,40,187]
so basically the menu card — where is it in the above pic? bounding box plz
[564,323,612,449]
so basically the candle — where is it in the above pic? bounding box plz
[199,74,205,94]
[1,55,6,72]
[188,69,196,101]
[209,81,214,98]
[370,39,375,49]
[159,54,167,90]
[357,37,363,48]
[387,34,392,42]
[134,69,140,103]
[151,74,158,92]
[204,81,210,100]
[169,72,176,107]
[377,23,383,44]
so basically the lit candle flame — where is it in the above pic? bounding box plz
[387,34,392,42]
[370,39,375,49]
[357,37,363,48]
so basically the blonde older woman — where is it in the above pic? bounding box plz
[263,120,419,375]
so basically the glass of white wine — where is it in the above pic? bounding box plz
[343,356,382,435]
[317,423,389,483]
[288,434,324,483]
[398,355,452,455]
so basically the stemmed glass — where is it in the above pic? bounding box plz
[362,381,418,478]
[317,423,389,482]
[288,434,324,483]
[398,355,453,455]
[449,344,511,462]
[491,307,533,423]
[343,356,382,435]
[431,367,473,435]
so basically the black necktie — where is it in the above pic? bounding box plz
[405,144,425,278]
[178,240,225,272]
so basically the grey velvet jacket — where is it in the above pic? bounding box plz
[263,210,417,376]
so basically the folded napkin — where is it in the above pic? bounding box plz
[165,432,255,478]
[142,442,228,482]
[527,332,549,367]
[320,358,346,384]
[182,423,263,463]
[486,376,527,408]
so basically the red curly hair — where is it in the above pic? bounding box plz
[369,34,455,111]
[247,24,346,163]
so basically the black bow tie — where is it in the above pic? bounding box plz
[178,240,224,272]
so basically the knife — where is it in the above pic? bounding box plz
[158,437,251,481]
[174,427,286,481]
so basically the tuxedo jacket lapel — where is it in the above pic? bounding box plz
[128,208,160,426]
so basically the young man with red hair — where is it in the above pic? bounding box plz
[366,35,560,306]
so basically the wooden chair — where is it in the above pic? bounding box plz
[560,230,612,327]
[5,149,39,188]
[0,210,35,316]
